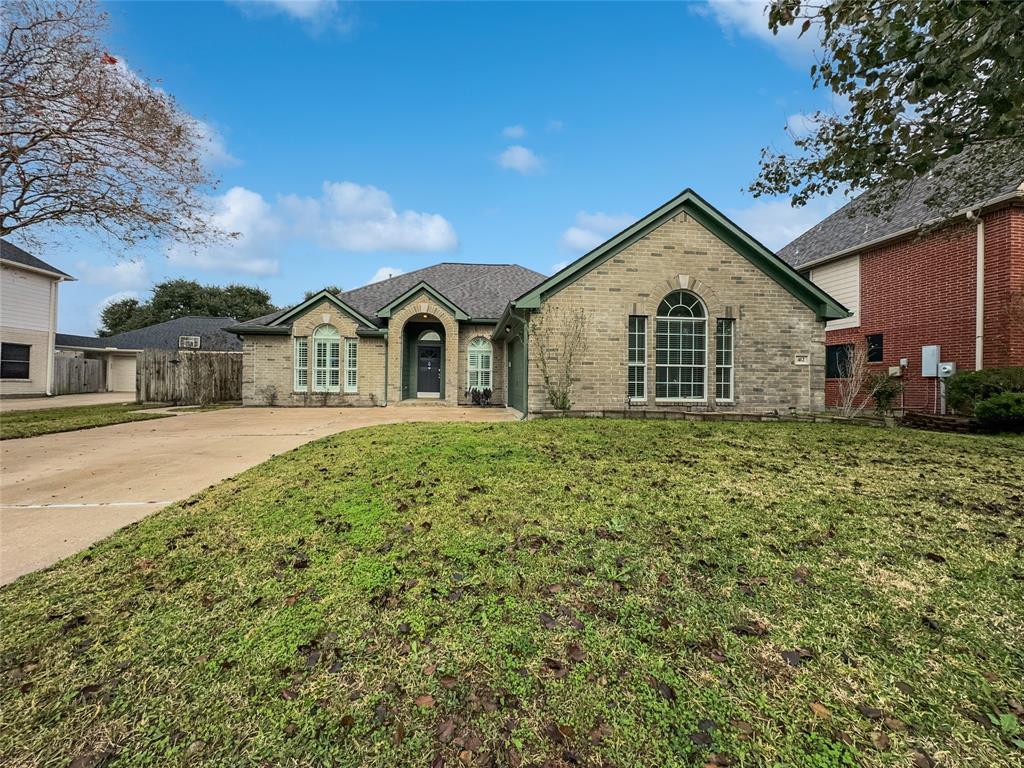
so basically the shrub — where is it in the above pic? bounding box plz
[946,367,1024,415]
[867,372,903,415]
[465,388,492,406]
[973,392,1024,432]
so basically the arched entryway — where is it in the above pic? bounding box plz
[400,316,446,399]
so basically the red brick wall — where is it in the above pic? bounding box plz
[822,205,1024,412]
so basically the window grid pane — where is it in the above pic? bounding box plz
[467,338,492,391]
[654,314,706,400]
[294,337,308,391]
[345,339,358,393]
[627,316,646,400]
[715,318,734,401]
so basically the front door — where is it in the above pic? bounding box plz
[417,345,441,396]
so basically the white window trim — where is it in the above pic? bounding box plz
[344,338,358,394]
[715,318,735,403]
[467,338,493,391]
[654,319,708,402]
[293,336,308,392]
[627,316,647,402]
[312,326,341,393]
[178,335,201,349]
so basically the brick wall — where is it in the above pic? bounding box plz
[526,211,827,414]
[386,292,460,405]
[457,324,505,405]
[822,205,1024,412]
[241,299,386,406]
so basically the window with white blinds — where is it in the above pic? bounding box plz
[467,337,492,390]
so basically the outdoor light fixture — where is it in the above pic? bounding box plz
[505,324,512,335]
[422,313,428,319]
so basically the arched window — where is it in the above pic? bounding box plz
[467,337,492,390]
[312,325,341,392]
[655,290,706,400]
[420,330,441,343]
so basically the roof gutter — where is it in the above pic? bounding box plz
[793,189,1024,272]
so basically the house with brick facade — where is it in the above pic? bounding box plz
[779,158,1024,413]
[230,189,847,415]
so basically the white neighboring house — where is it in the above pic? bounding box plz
[0,238,75,397]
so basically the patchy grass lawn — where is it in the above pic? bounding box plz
[0,402,171,440]
[1,421,1022,768]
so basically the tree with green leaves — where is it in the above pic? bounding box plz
[303,285,343,301]
[99,280,276,336]
[751,1,1024,213]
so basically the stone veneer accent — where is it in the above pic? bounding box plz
[385,291,460,405]
[526,211,826,414]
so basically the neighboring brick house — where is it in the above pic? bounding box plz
[230,189,846,414]
[1,239,75,397]
[779,157,1024,413]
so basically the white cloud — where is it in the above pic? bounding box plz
[167,186,282,276]
[697,0,820,62]
[190,119,239,167]
[366,266,406,284]
[546,119,564,132]
[549,259,570,275]
[76,259,149,290]
[559,211,635,252]
[498,145,543,175]
[726,196,844,251]
[502,124,526,139]
[786,112,820,138]
[230,0,352,30]
[281,181,458,252]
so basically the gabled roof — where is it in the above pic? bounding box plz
[233,263,546,333]
[1,238,75,280]
[779,148,1024,270]
[512,188,848,321]
[56,316,241,351]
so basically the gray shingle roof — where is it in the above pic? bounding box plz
[57,316,241,351]
[778,150,1024,270]
[1,238,74,279]
[241,263,546,329]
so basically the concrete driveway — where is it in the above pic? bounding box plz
[0,392,134,411]
[0,405,515,584]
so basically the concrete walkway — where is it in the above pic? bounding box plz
[0,405,515,584]
[0,392,135,412]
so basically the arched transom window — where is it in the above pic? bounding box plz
[467,337,492,390]
[312,325,341,392]
[655,290,706,400]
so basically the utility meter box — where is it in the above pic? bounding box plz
[938,361,956,378]
[888,366,902,377]
[922,345,940,377]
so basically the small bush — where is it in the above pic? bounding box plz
[946,367,1024,414]
[867,373,903,415]
[973,392,1024,432]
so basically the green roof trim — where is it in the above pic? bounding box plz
[375,281,469,321]
[270,290,378,329]
[513,189,849,322]
[225,324,291,336]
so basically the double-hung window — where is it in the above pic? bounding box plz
[655,291,706,400]
[715,318,734,402]
[1,343,30,379]
[467,338,492,390]
[344,338,358,393]
[627,316,647,400]
[294,337,308,391]
[312,325,341,392]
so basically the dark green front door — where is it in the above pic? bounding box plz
[507,337,525,412]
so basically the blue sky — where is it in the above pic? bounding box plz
[37,1,846,334]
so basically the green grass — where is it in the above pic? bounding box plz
[0,402,171,439]
[1,420,1022,768]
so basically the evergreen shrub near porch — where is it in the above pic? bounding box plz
[1,421,1021,767]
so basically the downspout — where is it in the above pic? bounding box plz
[966,210,985,370]
[46,279,58,395]
[383,331,389,405]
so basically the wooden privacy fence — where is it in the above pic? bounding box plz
[137,349,242,405]
[52,356,106,395]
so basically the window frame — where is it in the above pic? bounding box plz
[293,336,308,392]
[655,291,707,402]
[715,318,734,403]
[467,337,493,391]
[825,343,853,379]
[865,333,884,363]
[344,338,358,393]
[627,315,647,402]
[312,325,341,393]
[178,335,201,349]
[0,343,31,380]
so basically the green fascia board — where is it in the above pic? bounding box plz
[375,281,469,321]
[270,290,378,329]
[513,189,849,322]
[356,327,387,338]
[226,324,291,336]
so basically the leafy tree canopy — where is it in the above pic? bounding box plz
[99,279,276,336]
[303,285,343,301]
[752,0,1024,213]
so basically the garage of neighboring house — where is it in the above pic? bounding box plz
[54,335,140,393]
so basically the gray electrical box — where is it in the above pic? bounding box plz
[922,345,940,377]
[938,361,956,378]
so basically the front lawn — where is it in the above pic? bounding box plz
[1,420,1021,767]
[0,402,171,440]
